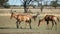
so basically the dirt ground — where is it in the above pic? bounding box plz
[0,8,60,34]
[0,16,60,34]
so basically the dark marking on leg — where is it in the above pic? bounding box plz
[51,21,54,30]
[46,21,49,30]
[29,19,32,29]
[19,21,22,29]
[55,21,57,30]
[16,21,19,28]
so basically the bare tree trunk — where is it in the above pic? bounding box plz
[40,1,43,12]
[23,0,32,13]
[23,1,28,13]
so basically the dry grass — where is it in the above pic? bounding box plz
[0,8,60,34]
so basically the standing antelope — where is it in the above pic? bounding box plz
[10,11,32,29]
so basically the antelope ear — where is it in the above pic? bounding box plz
[10,10,12,14]
[14,10,16,12]
[14,10,17,13]
[10,9,13,14]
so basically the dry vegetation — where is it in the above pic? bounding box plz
[0,8,60,34]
